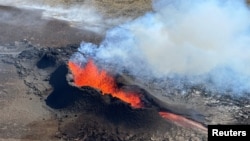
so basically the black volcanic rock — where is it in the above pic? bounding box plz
[37,53,57,69]
[45,64,83,108]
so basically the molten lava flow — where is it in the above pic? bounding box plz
[159,111,207,132]
[68,59,142,108]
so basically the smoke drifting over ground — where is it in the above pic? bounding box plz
[70,0,250,94]
[0,0,128,33]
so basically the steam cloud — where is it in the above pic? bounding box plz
[71,0,250,94]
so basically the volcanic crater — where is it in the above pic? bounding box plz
[43,45,203,140]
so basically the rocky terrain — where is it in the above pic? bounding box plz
[0,41,197,140]
[1,39,249,140]
[0,1,249,141]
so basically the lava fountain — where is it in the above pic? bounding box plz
[68,59,142,108]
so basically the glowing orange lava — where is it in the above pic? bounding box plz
[68,59,142,108]
[159,111,207,132]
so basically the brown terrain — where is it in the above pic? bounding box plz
[0,0,249,141]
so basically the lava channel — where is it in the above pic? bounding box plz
[159,111,207,132]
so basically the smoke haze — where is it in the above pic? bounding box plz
[0,0,129,33]
[70,0,250,94]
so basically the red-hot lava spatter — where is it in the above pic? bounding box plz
[159,111,207,132]
[68,59,142,108]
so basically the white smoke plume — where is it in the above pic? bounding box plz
[71,0,250,94]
